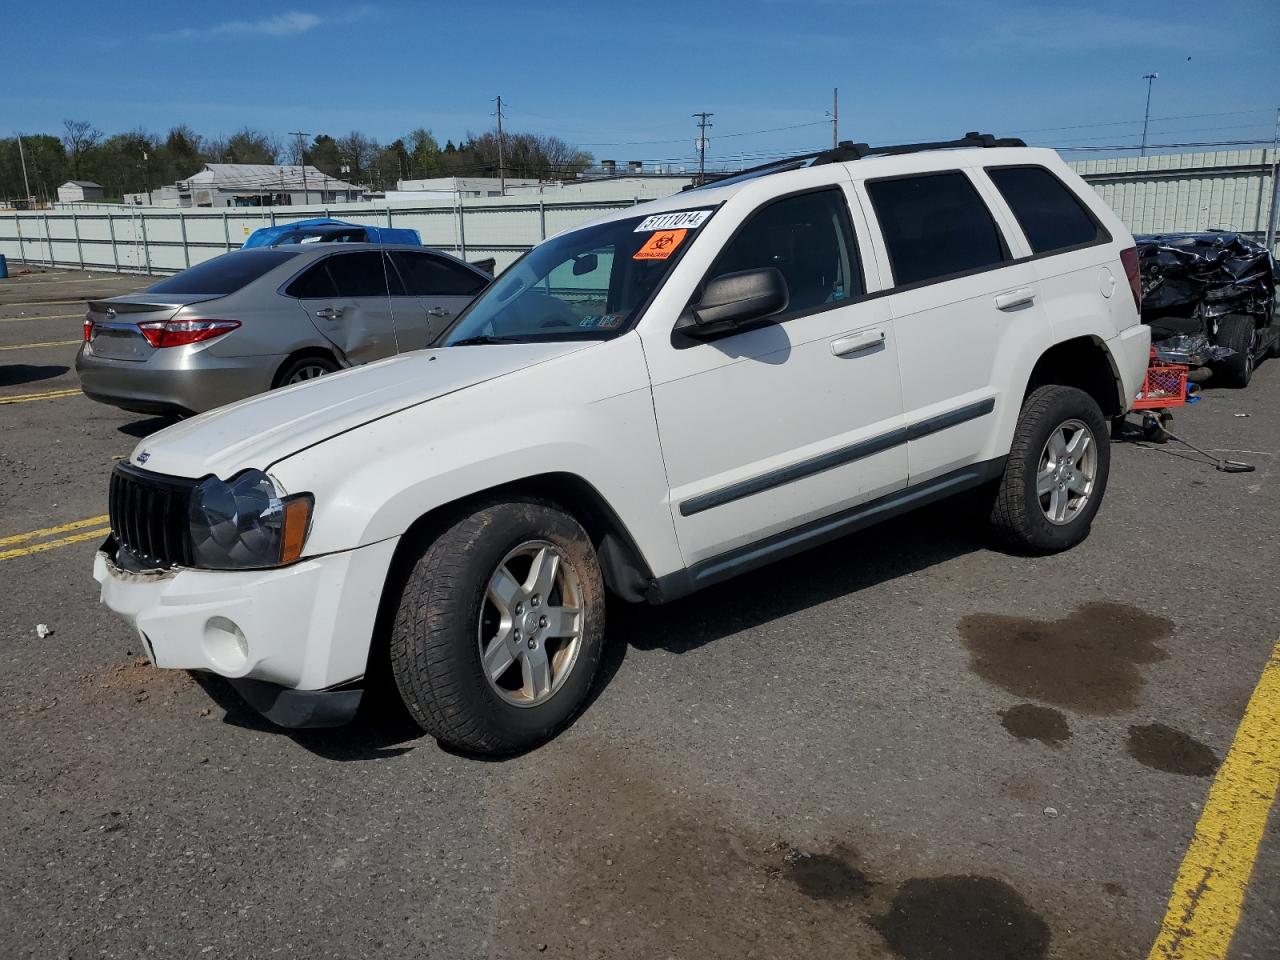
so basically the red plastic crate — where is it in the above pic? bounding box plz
[1133,362,1188,409]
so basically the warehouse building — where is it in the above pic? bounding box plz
[126,164,362,208]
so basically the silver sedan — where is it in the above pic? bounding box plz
[76,243,490,415]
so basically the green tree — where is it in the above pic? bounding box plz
[305,134,342,178]
[406,128,442,178]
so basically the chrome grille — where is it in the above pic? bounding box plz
[108,464,196,568]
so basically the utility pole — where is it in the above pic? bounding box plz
[830,88,839,148]
[494,95,507,196]
[17,133,32,205]
[142,149,152,204]
[1139,73,1158,157]
[693,111,714,185]
[289,131,310,206]
[1265,106,1279,252]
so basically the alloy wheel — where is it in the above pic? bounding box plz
[1036,418,1097,525]
[477,540,584,707]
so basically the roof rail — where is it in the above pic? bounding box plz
[685,132,1027,190]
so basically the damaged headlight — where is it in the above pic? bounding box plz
[188,469,313,570]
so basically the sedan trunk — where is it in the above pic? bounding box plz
[86,295,220,361]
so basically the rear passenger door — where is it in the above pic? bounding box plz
[288,251,399,364]
[388,251,489,350]
[860,170,1048,484]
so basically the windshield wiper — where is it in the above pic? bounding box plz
[448,334,529,346]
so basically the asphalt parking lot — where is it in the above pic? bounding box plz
[1,267,1277,960]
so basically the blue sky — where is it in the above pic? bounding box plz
[3,0,1277,165]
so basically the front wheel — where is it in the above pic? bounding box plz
[989,385,1110,553]
[388,499,605,754]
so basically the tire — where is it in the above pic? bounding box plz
[990,385,1110,554]
[1211,314,1256,388]
[275,354,339,387]
[388,499,606,754]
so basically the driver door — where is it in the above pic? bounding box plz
[641,184,908,567]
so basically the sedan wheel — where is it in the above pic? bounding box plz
[286,363,332,384]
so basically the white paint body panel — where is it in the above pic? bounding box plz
[95,145,1149,698]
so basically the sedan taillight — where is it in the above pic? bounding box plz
[83,313,94,342]
[137,318,240,349]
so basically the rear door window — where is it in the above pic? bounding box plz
[285,261,337,299]
[322,251,390,297]
[148,250,298,295]
[986,165,1107,254]
[389,251,487,297]
[866,172,1007,287]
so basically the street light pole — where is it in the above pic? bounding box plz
[1140,73,1158,157]
[17,133,32,205]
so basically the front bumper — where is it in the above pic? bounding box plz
[93,536,399,727]
[76,344,283,415]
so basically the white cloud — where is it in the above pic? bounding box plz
[151,7,372,42]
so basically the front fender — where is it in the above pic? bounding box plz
[270,338,685,583]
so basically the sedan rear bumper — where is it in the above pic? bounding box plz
[76,344,283,415]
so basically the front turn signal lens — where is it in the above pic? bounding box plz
[280,495,314,564]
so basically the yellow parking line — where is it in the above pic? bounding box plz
[1148,639,1280,960]
[0,313,85,324]
[0,339,80,351]
[0,515,111,548]
[0,387,82,405]
[0,526,111,561]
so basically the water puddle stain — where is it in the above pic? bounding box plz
[999,703,1071,747]
[958,602,1173,715]
[872,875,1050,960]
[1126,722,1219,777]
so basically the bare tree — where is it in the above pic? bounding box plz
[62,118,103,179]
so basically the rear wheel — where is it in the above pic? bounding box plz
[276,355,339,387]
[990,385,1110,553]
[1212,314,1257,388]
[388,499,605,754]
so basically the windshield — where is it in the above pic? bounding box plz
[441,209,714,344]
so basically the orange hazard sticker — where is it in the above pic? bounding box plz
[633,229,688,260]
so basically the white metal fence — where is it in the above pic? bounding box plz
[0,196,646,276]
[1,150,1276,277]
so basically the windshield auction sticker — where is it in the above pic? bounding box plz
[634,210,712,232]
[633,229,689,260]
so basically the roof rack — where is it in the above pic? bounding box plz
[684,131,1027,191]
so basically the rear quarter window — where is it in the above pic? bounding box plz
[148,250,299,295]
[986,165,1107,254]
[866,172,1007,287]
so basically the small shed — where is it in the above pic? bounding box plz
[57,180,104,203]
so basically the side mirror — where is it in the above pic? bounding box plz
[677,267,789,336]
[572,253,598,276]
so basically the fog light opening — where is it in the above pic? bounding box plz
[202,616,250,672]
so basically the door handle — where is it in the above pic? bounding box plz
[426,307,452,318]
[994,287,1036,311]
[831,329,886,357]
[315,306,345,321]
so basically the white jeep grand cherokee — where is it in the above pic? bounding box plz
[95,134,1150,754]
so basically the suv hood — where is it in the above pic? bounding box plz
[129,342,590,479]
